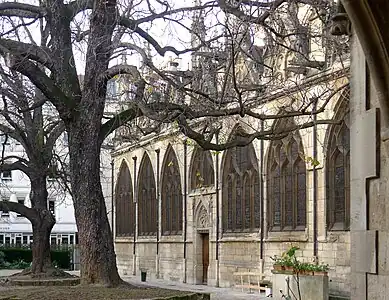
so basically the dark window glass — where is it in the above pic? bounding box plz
[222,137,260,233]
[267,120,307,231]
[161,146,183,235]
[138,154,157,236]
[115,160,135,237]
[326,106,350,231]
[190,148,215,189]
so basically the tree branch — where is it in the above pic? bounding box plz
[176,115,342,151]
[0,201,36,220]
[119,17,221,56]
[0,2,45,18]
[45,121,65,155]
[103,64,142,82]
[4,54,74,119]
[67,0,94,18]
[0,39,54,70]
[0,160,30,175]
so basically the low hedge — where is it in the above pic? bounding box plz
[0,247,72,269]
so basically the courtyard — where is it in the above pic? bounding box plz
[0,270,267,300]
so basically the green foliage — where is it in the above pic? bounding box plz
[305,156,320,167]
[0,248,71,269]
[185,139,195,146]
[271,246,329,274]
[195,170,205,188]
[51,250,72,269]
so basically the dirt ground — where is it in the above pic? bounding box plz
[0,285,192,300]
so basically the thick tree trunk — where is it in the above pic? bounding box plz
[68,127,121,286]
[31,210,55,273]
[29,177,55,274]
[61,0,121,287]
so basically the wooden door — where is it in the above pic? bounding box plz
[202,233,209,283]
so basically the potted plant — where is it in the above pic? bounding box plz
[313,264,329,276]
[271,246,300,273]
[295,262,314,276]
[270,255,285,271]
[271,246,329,276]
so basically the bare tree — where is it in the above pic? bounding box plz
[0,0,348,286]
[0,67,67,275]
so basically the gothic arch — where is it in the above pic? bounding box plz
[115,159,135,237]
[221,127,260,233]
[325,90,350,231]
[190,147,215,190]
[195,204,210,230]
[161,144,183,235]
[138,152,157,236]
[266,118,307,231]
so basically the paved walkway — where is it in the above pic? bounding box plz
[0,270,269,299]
[123,275,269,300]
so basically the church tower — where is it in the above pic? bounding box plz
[191,0,206,71]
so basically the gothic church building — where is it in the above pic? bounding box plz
[112,85,350,296]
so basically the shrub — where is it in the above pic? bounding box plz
[0,247,71,269]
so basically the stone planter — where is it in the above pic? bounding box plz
[314,271,328,276]
[271,271,329,300]
[284,266,294,272]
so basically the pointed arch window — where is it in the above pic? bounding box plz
[326,107,350,231]
[267,124,307,231]
[190,148,215,190]
[138,153,157,236]
[161,146,183,235]
[115,160,135,237]
[222,142,260,232]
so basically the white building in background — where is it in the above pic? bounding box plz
[0,79,118,246]
[0,135,78,246]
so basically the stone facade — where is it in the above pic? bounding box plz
[112,73,351,296]
[349,34,389,299]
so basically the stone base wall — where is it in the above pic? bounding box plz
[218,240,262,288]
[115,233,350,296]
[115,241,134,276]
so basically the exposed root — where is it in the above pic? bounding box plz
[78,278,136,289]
[117,279,137,289]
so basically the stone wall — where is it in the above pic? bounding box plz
[113,77,351,296]
[116,240,134,276]
[349,34,389,299]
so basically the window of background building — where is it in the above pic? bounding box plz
[48,200,55,216]
[17,198,24,217]
[1,206,9,217]
[1,170,12,181]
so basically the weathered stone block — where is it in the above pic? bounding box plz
[271,273,329,300]
[351,230,377,274]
